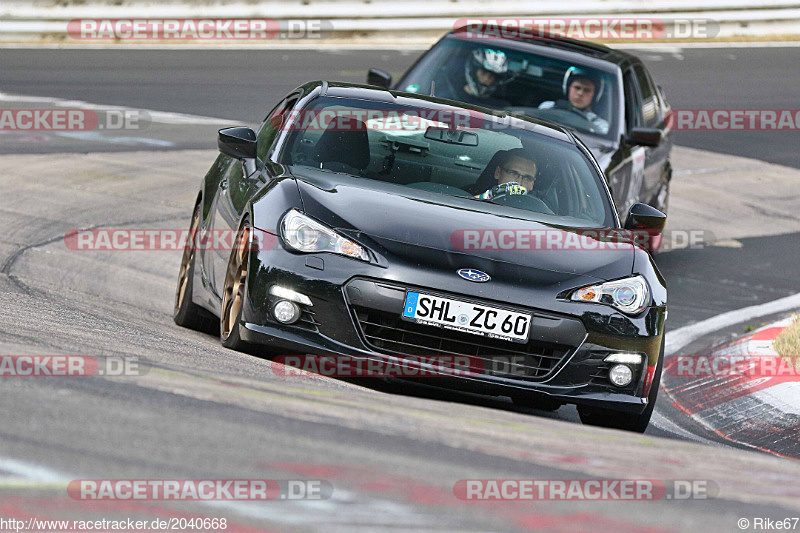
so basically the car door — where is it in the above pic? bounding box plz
[208,95,298,298]
[606,68,646,219]
[631,63,671,206]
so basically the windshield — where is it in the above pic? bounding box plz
[396,37,620,140]
[278,96,615,228]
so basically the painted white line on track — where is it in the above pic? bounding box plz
[0,455,69,482]
[0,91,238,126]
[0,455,445,528]
[664,292,800,356]
[54,131,176,147]
[752,382,800,416]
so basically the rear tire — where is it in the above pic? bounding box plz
[174,204,214,331]
[578,340,664,433]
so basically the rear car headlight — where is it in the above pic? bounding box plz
[281,209,369,261]
[570,275,649,315]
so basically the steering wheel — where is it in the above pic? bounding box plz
[565,108,598,133]
[552,101,599,134]
[492,193,556,215]
[437,75,460,100]
[533,107,598,134]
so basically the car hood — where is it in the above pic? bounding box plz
[291,167,633,282]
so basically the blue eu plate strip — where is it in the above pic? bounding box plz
[403,292,419,318]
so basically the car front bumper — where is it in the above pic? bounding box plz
[239,246,666,414]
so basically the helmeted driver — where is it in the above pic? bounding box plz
[539,67,609,134]
[453,48,512,106]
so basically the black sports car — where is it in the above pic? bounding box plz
[368,30,673,222]
[174,81,667,432]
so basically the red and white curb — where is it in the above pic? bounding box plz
[662,315,800,457]
[722,317,800,416]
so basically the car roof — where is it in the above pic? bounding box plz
[303,80,578,145]
[446,27,638,69]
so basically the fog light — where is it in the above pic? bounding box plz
[609,364,633,387]
[269,285,313,306]
[604,353,643,365]
[273,300,300,324]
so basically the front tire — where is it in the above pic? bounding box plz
[578,341,664,433]
[220,222,251,351]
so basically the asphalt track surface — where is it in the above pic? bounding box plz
[2,46,800,167]
[1,46,800,531]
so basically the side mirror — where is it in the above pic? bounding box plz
[624,203,666,233]
[218,127,257,160]
[367,68,392,89]
[627,127,662,147]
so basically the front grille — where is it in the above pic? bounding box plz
[591,363,611,383]
[351,307,571,379]
[296,307,320,332]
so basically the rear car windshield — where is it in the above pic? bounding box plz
[397,37,620,140]
[278,96,615,228]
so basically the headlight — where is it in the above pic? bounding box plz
[281,209,369,261]
[570,275,649,315]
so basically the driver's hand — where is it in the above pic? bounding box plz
[490,182,528,199]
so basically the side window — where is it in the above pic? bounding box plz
[256,96,297,161]
[623,70,642,132]
[633,65,660,127]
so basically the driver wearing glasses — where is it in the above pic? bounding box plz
[477,151,537,200]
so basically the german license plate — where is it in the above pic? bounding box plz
[402,292,531,343]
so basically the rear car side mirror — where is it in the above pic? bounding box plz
[367,68,392,89]
[218,127,257,160]
[627,127,662,147]
[624,203,666,233]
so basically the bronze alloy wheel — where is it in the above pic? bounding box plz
[174,203,215,331]
[175,206,200,315]
[221,225,251,341]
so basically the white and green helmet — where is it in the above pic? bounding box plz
[465,48,510,98]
